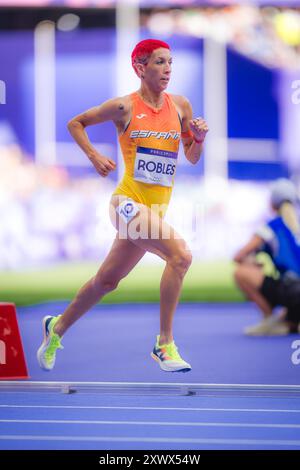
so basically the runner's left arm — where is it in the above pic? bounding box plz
[180,98,208,165]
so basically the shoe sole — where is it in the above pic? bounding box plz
[151,353,191,373]
[37,315,53,371]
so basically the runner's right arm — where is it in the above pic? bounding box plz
[67,97,130,177]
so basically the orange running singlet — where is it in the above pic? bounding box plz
[112,92,182,216]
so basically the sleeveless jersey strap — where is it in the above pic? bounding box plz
[121,93,138,135]
[165,92,182,129]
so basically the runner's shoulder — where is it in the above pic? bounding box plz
[169,94,191,119]
[109,95,132,117]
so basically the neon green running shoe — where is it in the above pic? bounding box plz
[151,335,191,373]
[37,316,63,371]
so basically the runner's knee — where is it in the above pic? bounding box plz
[93,273,120,294]
[169,249,193,276]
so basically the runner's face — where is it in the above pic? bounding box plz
[144,48,172,90]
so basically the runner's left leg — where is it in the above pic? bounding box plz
[54,235,146,336]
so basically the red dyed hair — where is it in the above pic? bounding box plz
[131,39,170,75]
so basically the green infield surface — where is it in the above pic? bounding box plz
[0,261,244,306]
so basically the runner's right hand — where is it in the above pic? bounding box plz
[88,151,117,177]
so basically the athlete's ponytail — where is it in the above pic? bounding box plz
[270,179,299,235]
[278,201,300,235]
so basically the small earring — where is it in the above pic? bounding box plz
[141,74,144,79]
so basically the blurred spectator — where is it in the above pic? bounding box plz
[146,5,300,69]
[234,178,300,335]
[0,137,115,269]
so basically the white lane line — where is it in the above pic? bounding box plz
[0,435,300,447]
[1,381,299,388]
[0,405,300,413]
[1,419,300,429]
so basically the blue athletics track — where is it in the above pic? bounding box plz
[0,302,300,451]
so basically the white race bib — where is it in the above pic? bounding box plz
[134,146,178,187]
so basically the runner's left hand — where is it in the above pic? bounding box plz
[189,117,209,143]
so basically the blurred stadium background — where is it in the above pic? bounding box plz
[1,0,300,305]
